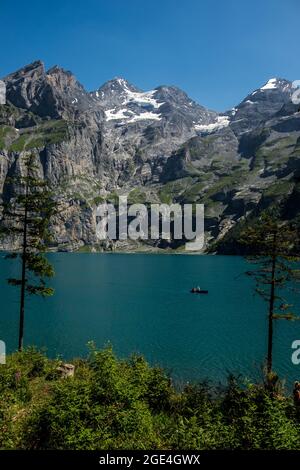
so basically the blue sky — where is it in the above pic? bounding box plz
[1,0,299,111]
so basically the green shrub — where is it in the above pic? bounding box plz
[1,346,300,450]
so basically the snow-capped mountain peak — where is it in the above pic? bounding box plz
[259,77,292,92]
[91,78,164,123]
[260,78,278,90]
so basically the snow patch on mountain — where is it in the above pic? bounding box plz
[194,115,230,133]
[127,111,161,123]
[105,108,134,121]
[120,81,163,109]
[105,107,161,123]
[99,78,164,122]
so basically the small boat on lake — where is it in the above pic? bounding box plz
[190,287,208,294]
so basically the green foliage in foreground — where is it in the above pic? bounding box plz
[1,346,300,450]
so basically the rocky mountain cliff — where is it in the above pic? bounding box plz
[0,61,299,252]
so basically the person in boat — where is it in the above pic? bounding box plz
[191,286,201,292]
[191,286,207,293]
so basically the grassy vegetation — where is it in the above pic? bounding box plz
[253,135,298,171]
[57,175,103,206]
[204,200,225,218]
[1,346,300,450]
[159,178,194,204]
[200,171,246,203]
[8,120,69,152]
[181,182,206,203]
[183,161,202,177]
[93,196,105,206]
[127,188,148,205]
[157,168,247,212]
[290,137,300,158]
[263,180,295,198]
[8,134,28,152]
[75,245,94,253]
[0,125,18,149]
[0,103,24,124]
[106,191,120,206]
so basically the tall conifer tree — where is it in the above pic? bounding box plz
[1,153,57,350]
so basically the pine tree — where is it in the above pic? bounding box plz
[239,212,300,377]
[1,153,57,351]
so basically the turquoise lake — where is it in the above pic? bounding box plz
[1,253,300,386]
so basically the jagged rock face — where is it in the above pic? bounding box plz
[161,126,240,182]
[90,78,218,186]
[4,61,97,119]
[0,61,299,252]
[228,78,294,135]
[4,61,45,110]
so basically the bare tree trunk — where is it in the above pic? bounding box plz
[267,230,277,374]
[18,178,28,352]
